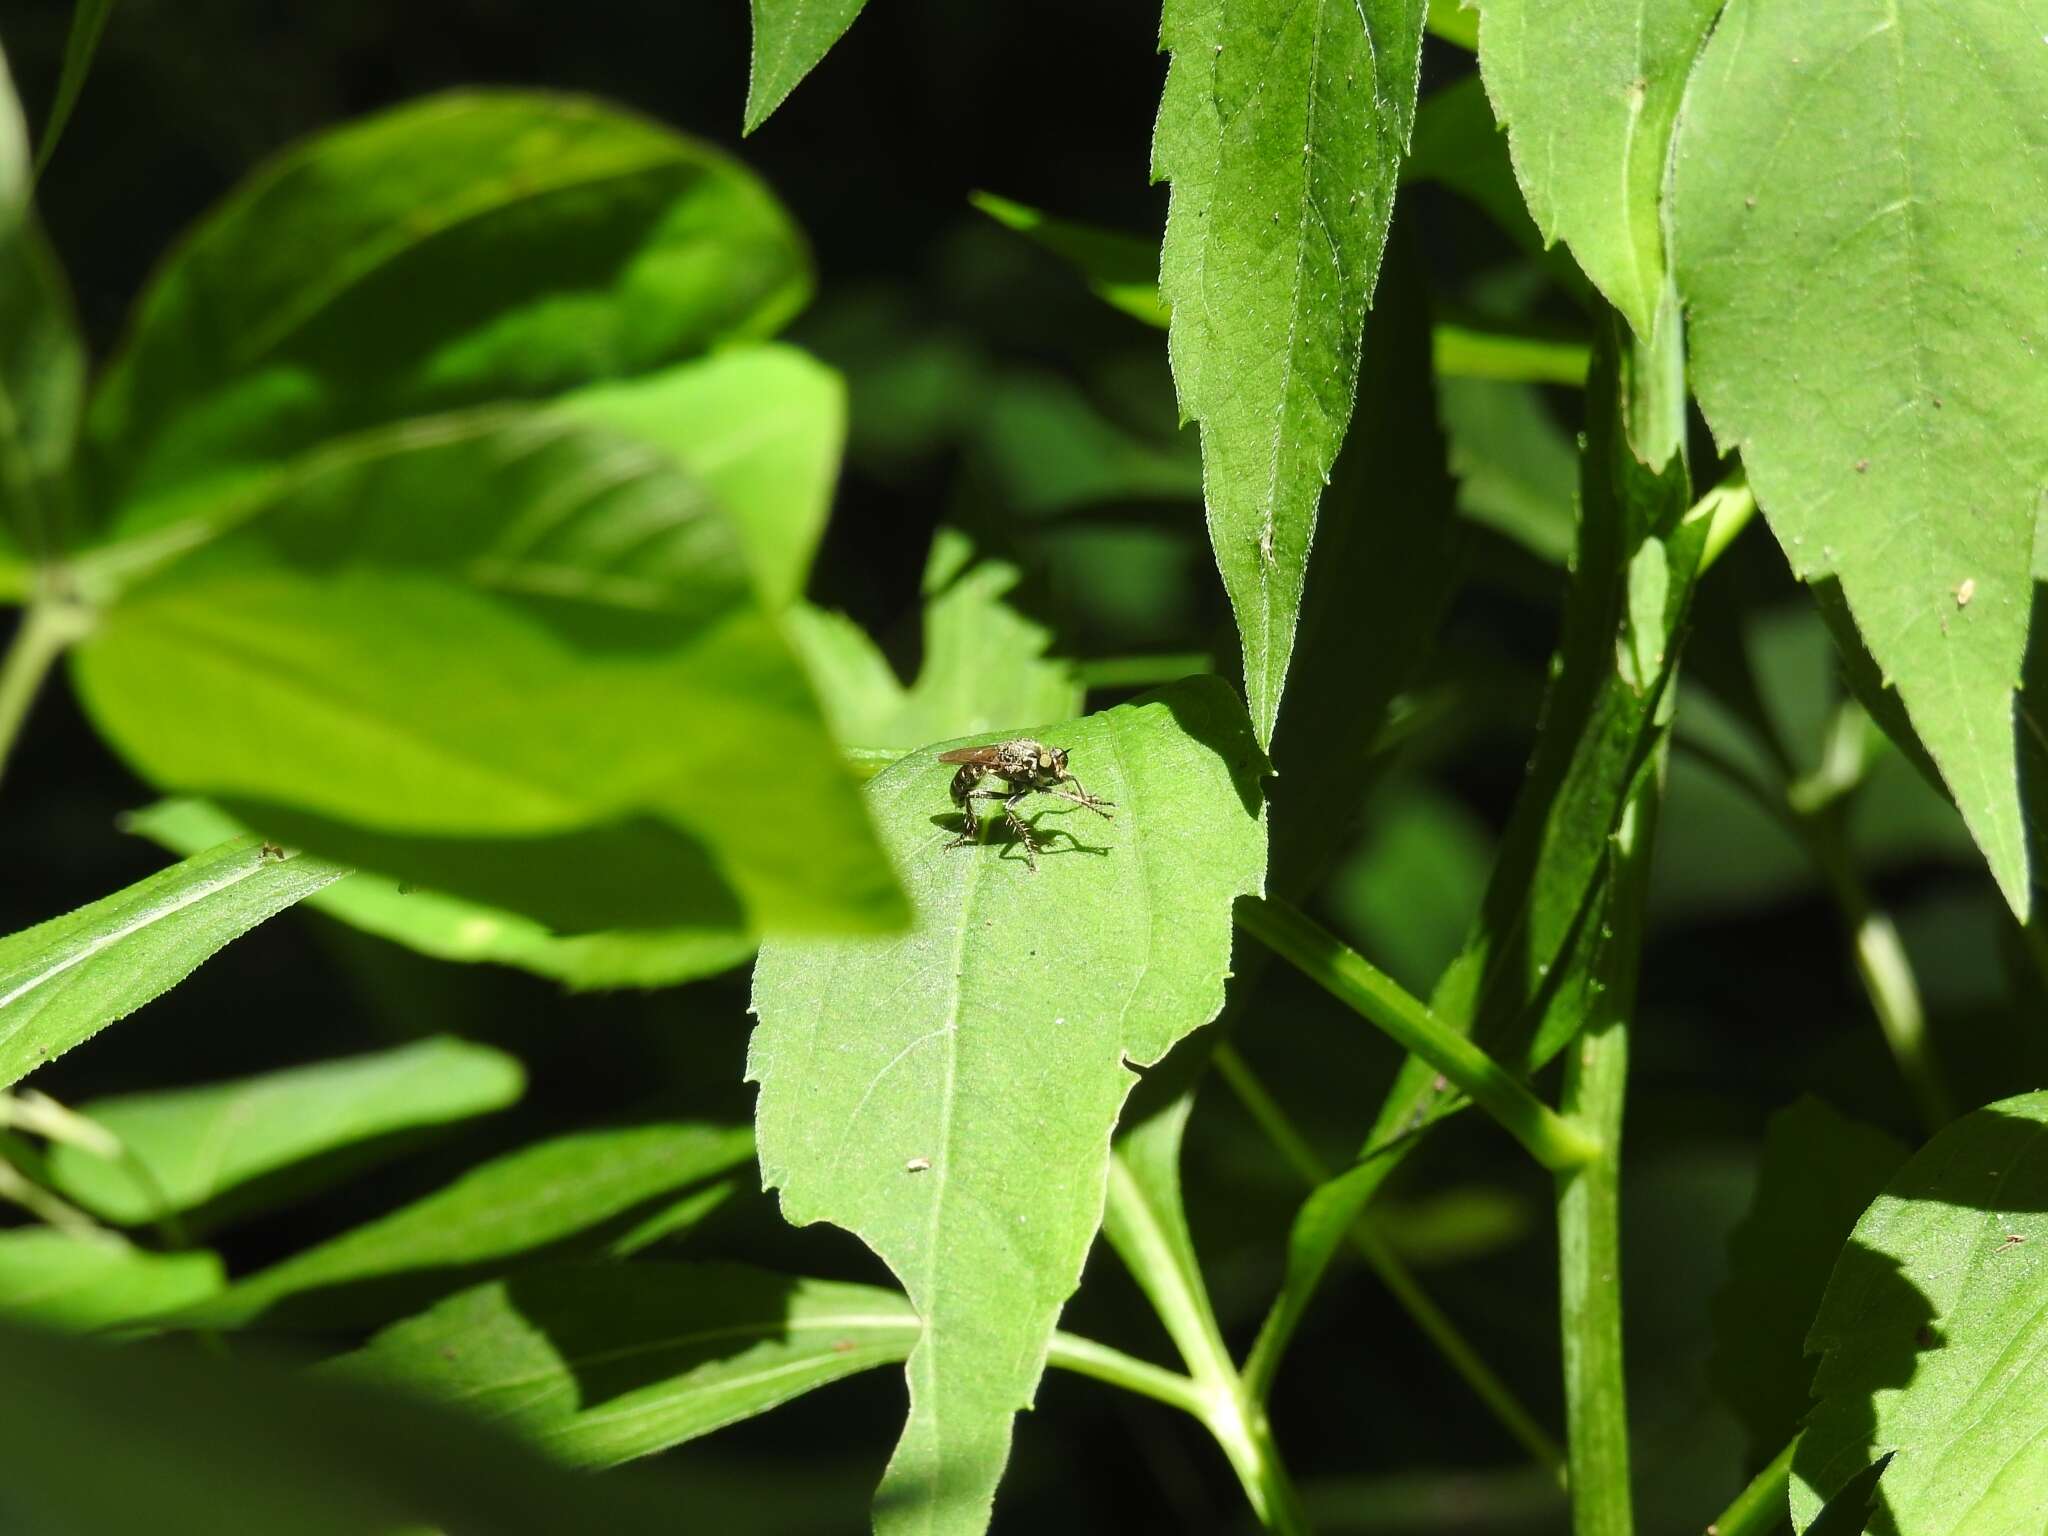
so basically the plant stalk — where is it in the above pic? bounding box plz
[1043,1332,1210,1423]
[1707,1440,1796,1536]
[1235,896,1601,1172]
[0,600,81,793]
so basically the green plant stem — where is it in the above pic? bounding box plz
[1043,1331,1209,1422]
[0,600,81,793]
[1214,1044,1565,1475]
[1235,897,1601,1172]
[1708,1441,1796,1536]
[1104,1154,1309,1535]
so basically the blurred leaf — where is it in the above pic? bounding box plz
[31,0,117,179]
[44,1035,525,1229]
[1425,0,1480,49]
[1155,0,1427,744]
[750,678,1266,1536]
[1432,324,1586,386]
[1675,2,2048,919]
[1708,1097,1906,1460]
[969,192,1168,328]
[1792,1093,2048,1533]
[0,1317,703,1535]
[158,1120,753,1332]
[127,798,758,990]
[0,1228,221,1329]
[744,0,870,133]
[1471,0,1723,338]
[1373,1185,1532,1269]
[0,39,23,219]
[329,1262,919,1467]
[1439,376,1577,565]
[1403,74,1540,253]
[0,837,346,1091]
[72,411,904,941]
[970,373,1199,515]
[559,344,844,609]
[1322,782,1492,1000]
[85,91,809,545]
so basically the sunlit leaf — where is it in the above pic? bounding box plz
[1674,0,2048,918]
[44,1035,525,1229]
[0,837,346,1091]
[1155,0,1427,744]
[1792,1092,2048,1533]
[0,1229,221,1329]
[745,0,871,134]
[750,677,1266,1535]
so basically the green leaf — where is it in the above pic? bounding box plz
[329,1262,919,1467]
[1440,376,1578,564]
[969,192,1169,329]
[749,677,1266,1535]
[157,1119,753,1331]
[1426,0,1480,49]
[71,411,905,941]
[1708,1096,1907,1460]
[1404,73,1542,253]
[0,1317,706,1535]
[0,39,24,221]
[32,0,118,179]
[1792,1092,2048,1533]
[744,0,871,133]
[0,837,347,1091]
[1470,0,1724,338]
[1155,0,1428,745]
[126,798,757,990]
[85,91,810,544]
[0,1228,222,1329]
[1674,0,2048,919]
[558,344,844,609]
[43,1035,525,1229]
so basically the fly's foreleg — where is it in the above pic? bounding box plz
[1046,777,1115,818]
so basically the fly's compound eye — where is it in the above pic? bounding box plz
[1038,749,1055,771]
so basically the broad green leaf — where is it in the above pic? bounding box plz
[745,0,870,134]
[969,192,1169,329]
[32,0,118,178]
[1792,1092,2048,1533]
[85,91,810,544]
[1470,0,1724,338]
[127,798,757,989]
[44,1035,525,1229]
[0,1317,703,1535]
[1674,0,2048,920]
[0,1228,221,1329]
[1708,1096,1907,1459]
[0,837,346,1091]
[558,344,845,609]
[71,411,905,940]
[1440,376,1578,564]
[158,1120,753,1331]
[750,676,1266,1535]
[1155,0,1428,745]
[329,1263,919,1467]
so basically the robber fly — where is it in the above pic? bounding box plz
[938,738,1114,871]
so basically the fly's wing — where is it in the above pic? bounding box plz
[936,746,1003,765]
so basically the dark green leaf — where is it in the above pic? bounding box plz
[0,837,346,1091]
[1155,0,1428,744]
[969,192,1168,328]
[0,1228,221,1329]
[750,677,1266,1535]
[745,0,871,134]
[1439,376,1578,564]
[44,1035,525,1229]
[31,0,117,179]
[158,1120,753,1331]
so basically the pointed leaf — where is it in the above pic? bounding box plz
[1470,0,1724,337]
[329,1263,919,1467]
[1674,0,2048,918]
[1155,0,1427,744]
[0,837,346,1091]
[31,0,118,179]
[1792,1092,2048,1533]
[745,0,871,133]
[749,677,1266,1535]
[44,1035,525,1229]
[0,1229,222,1330]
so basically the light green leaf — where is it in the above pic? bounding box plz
[1155,0,1428,745]
[1470,0,1724,338]
[558,344,844,609]
[0,837,347,1091]
[1439,376,1579,565]
[126,798,757,989]
[1427,0,1479,49]
[0,40,24,222]
[32,0,118,179]
[85,91,810,545]
[44,1035,525,1229]
[969,192,1170,329]
[72,411,905,941]
[0,1228,221,1329]
[158,1120,753,1331]
[0,1317,707,1535]
[1675,0,2048,919]
[1792,1092,2048,1533]
[329,1263,919,1467]
[749,677,1266,1535]
[745,0,871,133]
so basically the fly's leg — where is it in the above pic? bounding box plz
[1044,778,1115,819]
[946,778,1011,852]
[999,790,1042,872]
